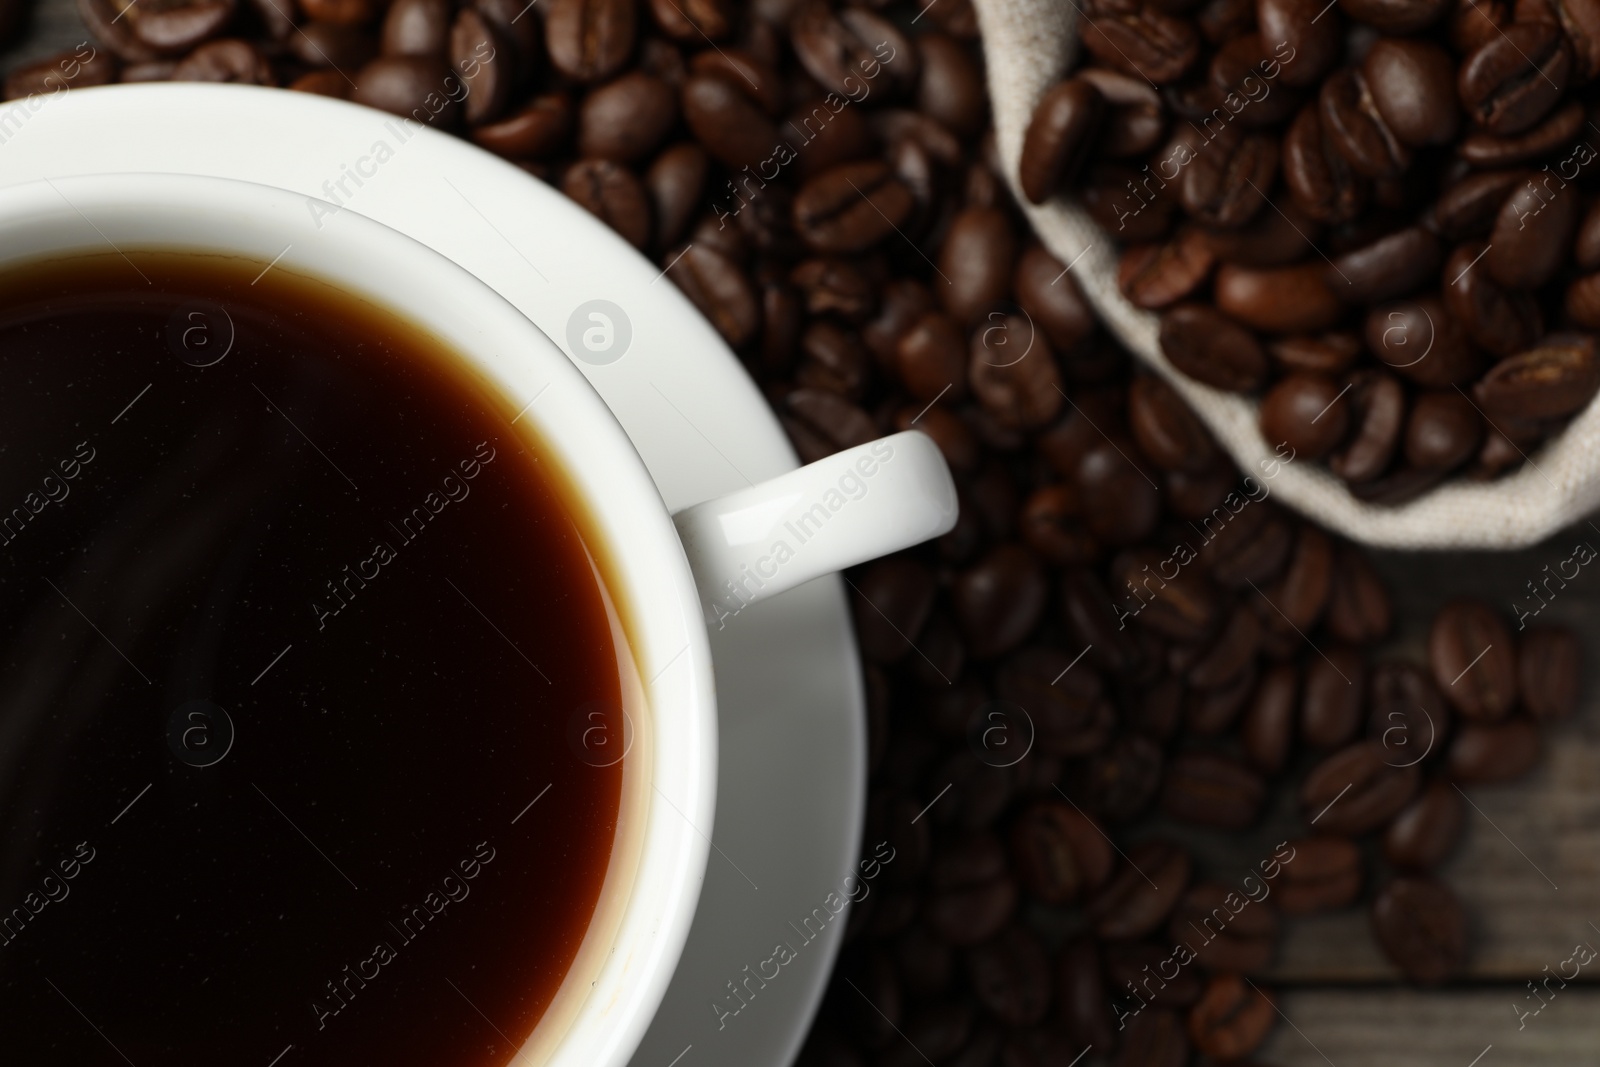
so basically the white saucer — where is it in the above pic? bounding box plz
[0,83,861,1067]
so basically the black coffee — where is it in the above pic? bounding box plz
[0,251,630,1065]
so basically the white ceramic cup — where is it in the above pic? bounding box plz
[0,173,957,1067]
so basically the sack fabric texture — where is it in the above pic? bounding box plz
[969,0,1600,549]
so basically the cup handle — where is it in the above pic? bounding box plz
[672,431,959,628]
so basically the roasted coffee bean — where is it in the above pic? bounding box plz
[172,37,276,82]
[1371,876,1467,984]
[1459,20,1570,135]
[917,33,986,136]
[1129,373,1217,472]
[681,73,785,170]
[561,158,651,248]
[1105,940,1203,1008]
[1009,802,1114,904]
[970,318,1064,431]
[1277,835,1362,914]
[382,0,450,56]
[3,45,119,98]
[1170,882,1280,971]
[1329,225,1440,304]
[1327,541,1392,642]
[662,243,759,346]
[1430,599,1516,721]
[1015,244,1098,351]
[1404,390,1482,471]
[290,69,349,95]
[1019,484,1097,563]
[942,207,1018,326]
[1180,126,1276,229]
[1185,660,1259,732]
[296,0,372,25]
[646,143,708,249]
[644,0,729,40]
[894,312,967,403]
[967,925,1052,1026]
[1188,973,1277,1062]
[1283,103,1369,224]
[1302,646,1366,748]
[1118,231,1216,310]
[1272,331,1362,374]
[1078,2,1201,84]
[1362,37,1457,147]
[1061,567,1147,676]
[1165,461,1238,520]
[1485,177,1577,290]
[353,54,463,122]
[851,558,936,663]
[1020,78,1105,204]
[1081,161,1179,243]
[952,545,1047,659]
[1113,547,1221,641]
[1475,338,1600,420]
[1159,304,1269,391]
[1448,716,1541,782]
[1244,662,1299,773]
[1161,750,1266,828]
[1383,778,1464,871]
[1199,501,1293,587]
[1364,295,1483,387]
[1302,741,1420,835]
[470,91,571,158]
[792,2,914,99]
[793,161,914,254]
[1519,625,1580,720]
[997,646,1117,755]
[1431,169,1530,241]
[798,319,870,397]
[1216,262,1342,334]
[575,71,674,163]
[1259,372,1351,460]
[1258,522,1334,635]
[1458,98,1585,165]
[1338,0,1450,31]
[1443,242,1543,358]
[1328,369,1402,483]
[291,20,377,70]
[1078,733,1166,822]
[128,0,235,56]
[1369,661,1451,771]
[1258,0,1341,85]
[1057,939,1114,1052]
[1567,273,1600,328]
[1088,840,1191,939]
[1209,33,1301,128]
[544,0,634,83]
[1320,67,1409,178]
[1077,67,1164,157]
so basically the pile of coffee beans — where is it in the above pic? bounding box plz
[5,0,1586,1062]
[1020,0,1600,503]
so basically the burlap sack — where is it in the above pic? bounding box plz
[969,0,1600,549]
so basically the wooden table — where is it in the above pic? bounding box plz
[6,11,1600,1063]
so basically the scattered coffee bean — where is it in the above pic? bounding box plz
[1371,876,1467,984]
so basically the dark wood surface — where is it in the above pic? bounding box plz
[6,6,1600,1061]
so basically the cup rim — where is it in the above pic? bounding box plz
[0,171,717,1067]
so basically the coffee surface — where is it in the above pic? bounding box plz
[0,252,627,1066]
